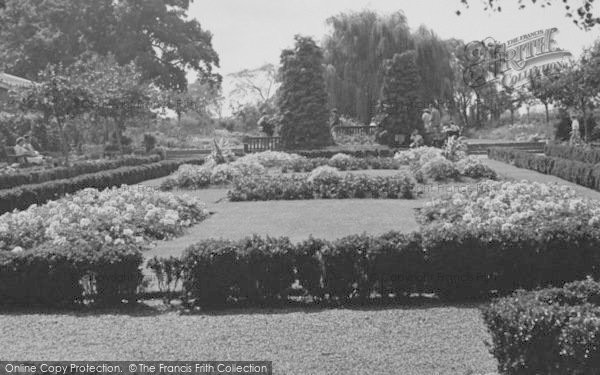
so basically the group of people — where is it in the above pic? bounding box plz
[14,134,44,165]
[410,106,460,148]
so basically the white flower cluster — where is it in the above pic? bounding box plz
[236,151,303,168]
[0,186,208,253]
[422,180,600,232]
[307,166,342,183]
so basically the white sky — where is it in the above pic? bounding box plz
[190,0,600,75]
[188,0,600,115]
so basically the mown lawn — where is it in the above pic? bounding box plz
[0,302,498,375]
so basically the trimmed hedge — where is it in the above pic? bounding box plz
[423,223,600,300]
[161,226,600,307]
[489,147,600,190]
[483,279,600,375]
[281,156,400,173]
[544,142,600,164]
[179,232,424,307]
[227,173,415,201]
[0,158,204,214]
[0,241,143,307]
[0,155,162,190]
[292,148,394,159]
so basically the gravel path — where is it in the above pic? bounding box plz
[0,304,497,375]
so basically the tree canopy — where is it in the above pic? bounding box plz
[278,36,332,150]
[0,0,220,91]
[456,0,600,30]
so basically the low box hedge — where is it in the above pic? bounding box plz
[292,148,394,159]
[489,147,600,190]
[162,226,600,308]
[0,157,204,214]
[0,240,143,307]
[544,142,600,164]
[0,154,162,190]
[483,279,600,375]
[227,173,415,201]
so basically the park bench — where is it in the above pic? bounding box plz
[4,146,27,165]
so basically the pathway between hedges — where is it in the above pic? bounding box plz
[481,157,600,200]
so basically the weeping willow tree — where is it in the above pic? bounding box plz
[323,11,413,124]
[413,26,454,108]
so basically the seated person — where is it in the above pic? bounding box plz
[14,137,44,165]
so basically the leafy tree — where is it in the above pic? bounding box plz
[323,11,413,124]
[278,36,333,149]
[0,0,220,90]
[446,39,476,127]
[376,51,422,146]
[413,26,454,107]
[528,68,559,127]
[456,0,600,30]
[228,64,279,111]
[17,66,92,164]
[71,54,155,153]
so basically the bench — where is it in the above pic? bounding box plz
[4,146,27,165]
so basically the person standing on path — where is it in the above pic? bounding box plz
[421,109,432,146]
[570,114,581,144]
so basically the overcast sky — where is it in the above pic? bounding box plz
[190,0,600,75]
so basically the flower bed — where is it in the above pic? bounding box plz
[161,151,402,190]
[0,185,208,253]
[0,155,162,190]
[0,185,208,307]
[281,154,400,172]
[483,279,600,375]
[489,147,600,190]
[160,159,266,190]
[395,142,497,181]
[227,169,416,201]
[416,180,600,299]
[0,158,204,214]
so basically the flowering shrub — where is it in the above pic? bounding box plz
[161,159,265,190]
[236,151,302,168]
[0,186,209,253]
[417,180,600,231]
[441,136,468,162]
[228,172,415,201]
[161,164,213,190]
[419,156,459,181]
[455,156,498,179]
[394,147,442,166]
[395,143,497,181]
[328,153,354,170]
[307,166,342,184]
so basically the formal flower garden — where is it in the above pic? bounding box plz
[4,136,600,373]
[3,1,600,372]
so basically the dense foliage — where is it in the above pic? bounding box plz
[0,155,161,190]
[483,279,600,375]
[0,0,220,90]
[0,158,204,213]
[227,171,416,201]
[278,36,333,149]
[375,51,422,146]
